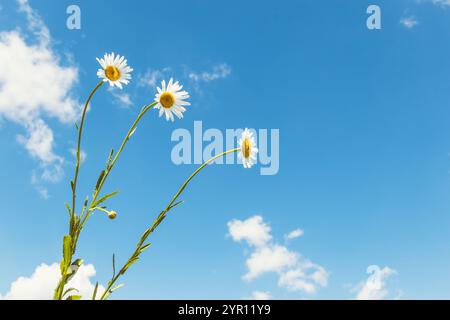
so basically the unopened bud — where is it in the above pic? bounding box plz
[108,211,117,220]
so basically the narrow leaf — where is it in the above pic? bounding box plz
[107,149,114,167]
[121,257,139,275]
[169,200,184,210]
[92,191,119,208]
[62,235,72,270]
[139,243,151,254]
[95,170,105,191]
[66,295,82,300]
[110,284,124,293]
[63,287,79,298]
[65,203,71,216]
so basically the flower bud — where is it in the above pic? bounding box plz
[108,211,117,220]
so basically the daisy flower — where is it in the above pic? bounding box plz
[238,128,258,168]
[154,78,190,122]
[96,52,133,89]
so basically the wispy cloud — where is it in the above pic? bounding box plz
[17,0,50,46]
[400,16,418,28]
[285,228,304,241]
[228,215,328,295]
[429,0,450,7]
[107,87,133,108]
[138,68,170,88]
[188,63,231,83]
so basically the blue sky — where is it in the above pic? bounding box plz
[1,0,450,299]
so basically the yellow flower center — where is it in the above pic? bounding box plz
[160,92,175,109]
[243,139,251,158]
[105,66,121,81]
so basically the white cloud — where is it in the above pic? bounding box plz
[36,185,49,199]
[107,87,133,108]
[17,0,50,46]
[0,262,104,300]
[429,0,450,6]
[17,120,62,164]
[228,215,272,247]
[278,264,328,294]
[228,216,328,295]
[188,64,231,83]
[400,17,418,28]
[0,0,80,188]
[285,228,304,240]
[249,291,271,300]
[354,265,397,300]
[243,244,298,281]
[138,68,170,88]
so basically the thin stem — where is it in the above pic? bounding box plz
[55,80,103,300]
[71,80,103,230]
[56,103,156,300]
[79,102,157,229]
[99,148,239,300]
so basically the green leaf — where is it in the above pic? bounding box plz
[95,170,105,191]
[66,295,82,300]
[72,258,84,268]
[70,180,74,191]
[107,149,114,167]
[63,287,79,298]
[110,284,124,293]
[92,191,119,208]
[65,203,71,216]
[92,282,99,300]
[66,259,83,281]
[139,243,151,254]
[121,257,139,275]
[62,235,72,272]
[169,200,184,210]
[75,122,79,130]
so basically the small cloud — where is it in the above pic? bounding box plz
[107,87,133,108]
[228,215,272,247]
[0,262,104,300]
[354,265,397,300]
[36,186,49,199]
[138,68,170,88]
[400,16,418,28]
[285,228,304,240]
[188,63,231,83]
[429,0,450,7]
[249,291,272,300]
[228,216,328,295]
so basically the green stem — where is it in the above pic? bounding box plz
[99,148,239,300]
[71,81,103,225]
[54,81,103,300]
[56,102,156,300]
[79,102,157,230]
